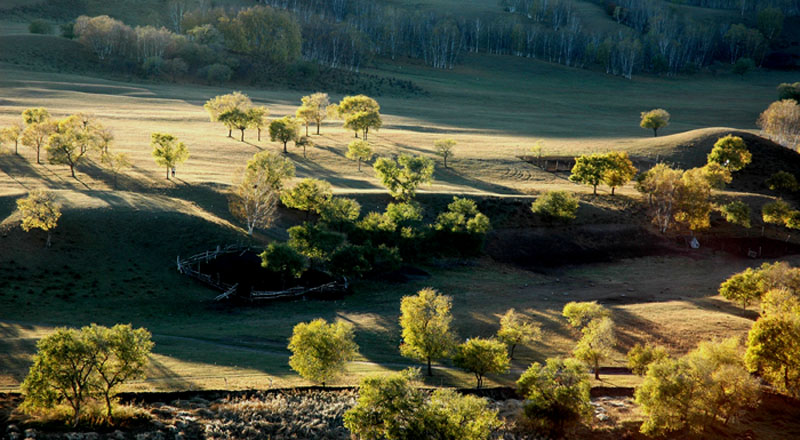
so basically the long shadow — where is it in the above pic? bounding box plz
[0,154,65,189]
[687,296,760,321]
[0,322,36,385]
[145,356,196,391]
[77,160,150,192]
[290,153,381,190]
[609,306,673,352]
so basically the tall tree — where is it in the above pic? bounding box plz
[346,140,373,171]
[16,190,61,248]
[288,318,358,386]
[344,111,382,140]
[373,154,435,201]
[230,151,294,235]
[602,151,637,195]
[570,153,609,195]
[150,132,189,179]
[497,308,542,360]
[399,288,457,376]
[295,135,314,159]
[1,123,23,155]
[640,109,670,137]
[84,324,153,422]
[269,116,299,153]
[635,163,683,233]
[573,317,616,379]
[20,328,98,426]
[21,110,56,164]
[248,106,269,142]
[46,115,100,178]
[434,138,456,168]
[297,92,330,135]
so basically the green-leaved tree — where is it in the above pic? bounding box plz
[399,288,457,376]
[287,318,358,386]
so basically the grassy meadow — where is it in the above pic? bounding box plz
[0,22,795,394]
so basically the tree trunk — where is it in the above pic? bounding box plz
[257,128,261,142]
[305,123,309,136]
[444,155,448,168]
[357,159,361,171]
[653,128,658,137]
[611,187,615,195]
[104,391,113,423]
[70,164,76,178]
[228,129,232,137]
[595,361,600,380]
[593,184,597,195]
[46,230,52,248]
[303,146,307,159]
[240,129,245,142]
[476,374,482,389]
[36,147,41,164]
[14,140,18,155]
[316,122,320,135]
[166,167,170,179]
[427,358,432,376]
[509,344,516,360]
[283,141,288,154]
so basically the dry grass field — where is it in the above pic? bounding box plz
[0,22,798,396]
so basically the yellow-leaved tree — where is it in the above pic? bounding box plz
[17,190,61,247]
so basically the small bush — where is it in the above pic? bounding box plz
[29,19,54,35]
[531,191,579,222]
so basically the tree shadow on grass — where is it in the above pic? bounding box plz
[687,296,759,321]
[0,322,37,385]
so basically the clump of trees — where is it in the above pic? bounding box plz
[758,99,800,150]
[569,151,637,195]
[635,337,760,436]
[296,92,330,135]
[343,369,501,440]
[288,318,358,386]
[636,136,751,234]
[16,190,62,248]
[517,358,591,438]
[21,324,153,426]
[335,95,382,140]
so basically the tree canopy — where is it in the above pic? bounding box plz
[16,190,61,248]
[453,337,510,388]
[269,116,300,153]
[640,109,670,136]
[287,318,358,386]
[399,288,457,376]
[150,132,188,179]
[707,135,752,172]
[374,154,435,201]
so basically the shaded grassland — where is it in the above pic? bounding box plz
[0,31,797,394]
